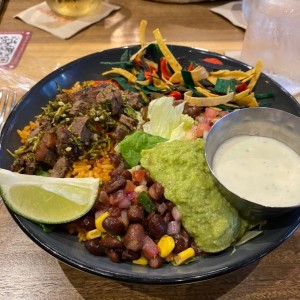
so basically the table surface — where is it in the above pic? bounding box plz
[1,1,299,299]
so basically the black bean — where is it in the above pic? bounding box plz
[123,224,145,251]
[148,255,164,269]
[148,183,164,201]
[94,200,109,213]
[84,238,106,256]
[102,216,126,235]
[106,248,121,263]
[110,169,132,180]
[183,103,202,118]
[148,214,167,239]
[128,204,144,223]
[80,213,96,231]
[105,176,127,194]
[165,200,175,212]
[108,206,122,217]
[98,190,110,204]
[173,230,190,254]
[99,235,123,248]
[122,249,141,261]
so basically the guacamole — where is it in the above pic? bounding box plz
[140,139,248,253]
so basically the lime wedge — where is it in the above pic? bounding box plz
[0,168,100,224]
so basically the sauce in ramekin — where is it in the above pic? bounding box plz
[212,135,300,207]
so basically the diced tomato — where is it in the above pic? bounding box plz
[202,57,223,65]
[191,122,211,138]
[235,82,248,93]
[168,90,182,100]
[132,169,146,184]
[124,180,136,193]
[204,107,219,119]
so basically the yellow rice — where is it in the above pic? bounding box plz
[17,121,38,143]
[17,123,115,183]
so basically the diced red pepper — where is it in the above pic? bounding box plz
[202,57,223,65]
[187,62,195,71]
[235,82,248,93]
[160,57,172,80]
[168,90,182,100]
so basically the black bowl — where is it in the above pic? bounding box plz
[1,45,300,284]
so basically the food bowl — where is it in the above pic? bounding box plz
[205,107,300,223]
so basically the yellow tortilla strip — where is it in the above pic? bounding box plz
[152,71,170,90]
[209,70,249,81]
[153,28,182,73]
[130,42,152,62]
[247,60,263,92]
[184,90,234,107]
[139,20,148,47]
[195,86,219,98]
[102,68,137,84]
[191,66,209,85]
[234,92,258,107]
[168,71,183,85]
[233,88,250,101]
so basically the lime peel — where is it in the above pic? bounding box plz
[0,168,100,224]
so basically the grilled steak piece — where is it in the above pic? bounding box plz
[111,124,131,142]
[11,153,37,175]
[123,90,143,110]
[119,114,137,130]
[96,84,123,116]
[55,126,81,160]
[70,116,92,143]
[50,156,71,178]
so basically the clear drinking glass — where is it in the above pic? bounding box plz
[46,0,102,18]
[241,0,300,84]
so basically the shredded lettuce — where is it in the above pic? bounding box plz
[143,97,194,140]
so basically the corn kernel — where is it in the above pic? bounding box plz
[132,255,148,266]
[172,247,195,266]
[157,235,175,258]
[95,211,109,232]
[86,229,102,240]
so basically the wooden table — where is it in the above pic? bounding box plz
[1,1,299,299]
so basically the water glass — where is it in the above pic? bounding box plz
[241,0,300,84]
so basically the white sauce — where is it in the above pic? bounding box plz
[212,135,300,207]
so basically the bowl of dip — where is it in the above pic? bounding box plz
[205,107,300,222]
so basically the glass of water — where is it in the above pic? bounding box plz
[241,0,300,84]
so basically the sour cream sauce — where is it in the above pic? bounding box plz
[212,135,300,207]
